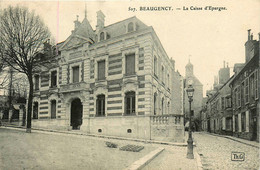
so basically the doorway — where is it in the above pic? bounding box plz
[251,109,257,141]
[70,98,83,130]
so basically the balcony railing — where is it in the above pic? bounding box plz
[60,82,88,93]
[151,115,184,125]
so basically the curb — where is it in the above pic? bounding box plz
[205,132,259,149]
[1,125,190,147]
[124,147,165,170]
[194,147,203,170]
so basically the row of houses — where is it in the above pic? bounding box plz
[201,30,259,142]
[27,11,186,142]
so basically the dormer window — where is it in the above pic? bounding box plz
[107,33,111,39]
[100,32,105,41]
[128,22,134,32]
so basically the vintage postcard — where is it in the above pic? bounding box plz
[0,0,259,169]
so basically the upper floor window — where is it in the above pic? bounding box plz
[128,22,134,32]
[100,32,105,41]
[245,78,249,103]
[51,71,57,87]
[35,75,39,90]
[125,53,135,75]
[221,97,225,110]
[154,56,157,77]
[125,91,135,115]
[98,60,106,80]
[72,66,79,83]
[162,66,165,84]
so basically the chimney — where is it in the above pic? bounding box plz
[96,10,105,31]
[44,39,52,56]
[251,33,253,40]
[223,61,225,68]
[74,15,80,30]
[248,29,251,41]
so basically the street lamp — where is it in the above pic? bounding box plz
[186,79,195,159]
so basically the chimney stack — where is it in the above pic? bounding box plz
[96,10,105,32]
[248,29,251,41]
[223,61,225,68]
[251,33,253,40]
[74,15,80,30]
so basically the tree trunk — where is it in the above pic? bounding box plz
[26,72,34,133]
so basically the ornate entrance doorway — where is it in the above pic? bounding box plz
[70,98,83,130]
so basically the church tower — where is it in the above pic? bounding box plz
[185,59,194,78]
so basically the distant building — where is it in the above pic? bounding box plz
[229,30,259,141]
[32,11,184,142]
[184,60,203,130]
[202,29,259,142]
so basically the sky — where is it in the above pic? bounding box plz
[0,0,260,96]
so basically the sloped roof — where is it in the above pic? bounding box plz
[101,16,148,38]
[74,17,95,40]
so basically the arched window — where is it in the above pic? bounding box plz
[100,32,105,41]
[154,93,157,115]
[51,100,56,119]
[33,102,38,119]
[96,94,105,116]
[125,91,135,115]
[128,22,134,32]
[161,98,164,115]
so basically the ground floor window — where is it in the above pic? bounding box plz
[235,115,238,132]
[125,91,135,115]
[96,94,105,116]
[33,102,38,119]
[241,112,246,132]
[51,100,56,119]
[226,117,232,131]
[154,93,157,115]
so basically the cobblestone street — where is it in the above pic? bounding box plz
[193,132,259,170]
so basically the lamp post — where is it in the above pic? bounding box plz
[186,79,195,159]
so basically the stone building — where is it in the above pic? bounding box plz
[32,11,184,142]
[205,71,233,135]
[184,60,203,130]
[229,30,259,141]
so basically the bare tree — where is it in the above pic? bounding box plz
[0,6,51,132]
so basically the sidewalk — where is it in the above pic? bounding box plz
[205,132,259,148]
[1,123,188,146]
[1,124,201,170]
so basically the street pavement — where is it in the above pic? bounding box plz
[193,132,259,170]
[0,128,156,170]
[1,126,258,170]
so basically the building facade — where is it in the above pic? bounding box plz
[32,11,184,142]
[229,30,259,141]
[202,30,259,142]
[184,60,203,130]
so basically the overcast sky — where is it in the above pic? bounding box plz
[1,0,260,96]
